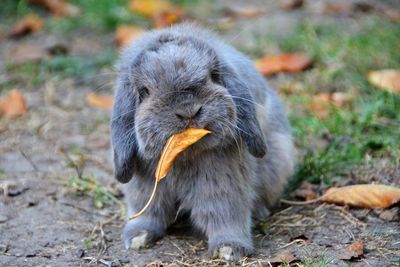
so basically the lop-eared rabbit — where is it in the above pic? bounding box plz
[111,24,295,260]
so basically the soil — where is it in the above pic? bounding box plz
[0,1,399,266]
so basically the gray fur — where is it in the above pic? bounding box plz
[110,23,296,260]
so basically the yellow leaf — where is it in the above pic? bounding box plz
[115,25,144,47]
[308,92,354,119]
[10,14,44,37]
[321,184,400,208]
[368,69,400,93]
[340,241,364,260]
[128,0,183,27]
[153,7,183,28]
[129,0,171,17]
[156,128,211,181]
[85,93,113,110]
[255,53,312,76]
[129,128,211,220]
[0,89,27,119]
[29,0,80,17]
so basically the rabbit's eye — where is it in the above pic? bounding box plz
[210,68,222,85]
[138,86,150,102]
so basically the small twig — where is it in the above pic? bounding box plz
[333,206,367,227]
[60,202,105,217]
[170,239,186,255]
[280,197,321,205]
[344,228,355,241]
[19,148,39,172]
[278,238,307,249]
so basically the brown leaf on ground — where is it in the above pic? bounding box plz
[128,0,183,27]
[115,25,144,47]
[156,128,211,181]
[368,69,400,93]
[222,5,267,19]
[321,184,400,208]
[308,92,331,120]
[9,14,44,38]
[29,0,81,17]
[85,93,113,110]
[375,207,400,222]
[324,2,400,22]
[381,7,400,23]
[0,90,27,119]
[291,181,318,201]
[6,43,48,65]
[255,53,312,76]
[330,92,354,108]
[309,92,354,119]
[323,3,353,14]
[269,250,297,265]
[129,0,170,17]
[153,8,184,28]
[280,0,304,10]
[278,81,305,95]
[340,241,364,260]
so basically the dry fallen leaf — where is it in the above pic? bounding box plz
[321,184,400,208]
[85,93,113,110]
[128,0,183,27]
[6,43,48,65]
[255,53,312,76]
[308,92,331,120]
[340,241,364,260]
[309,92,354,119]
[129,128,211,220]
[115,25,144,47]
[324,2,400,22]
[368,69,400,93]
[381,7,400,23]
[269,250,297,265]
[282,184,400,210]
[10,14,44,38]
[0,89,27,119]
[153,8,184,28]
[129,0,170,17]
[222,5,267,18]
[280,0,304,10]
[376,207,400,222]
[29,0,80,17]
[323,3,355,15]
[291,181,318,201]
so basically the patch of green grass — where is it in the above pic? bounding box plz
[67,175,119,209]
[6,49,115,86]
[263,17,400,187]
[0,0,32,21]
[62,146,121,209]
[48,0,148,32]
[1,0,144,32]
[301,256,330,267]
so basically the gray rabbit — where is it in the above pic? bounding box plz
[110,23,295,260]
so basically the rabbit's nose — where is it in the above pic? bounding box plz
[175,104,202,120]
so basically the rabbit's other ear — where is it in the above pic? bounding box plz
[111,75,139,183]
[220,66,268,158]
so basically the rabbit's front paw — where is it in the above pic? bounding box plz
[210,242,253,261]
[122,219,165,250]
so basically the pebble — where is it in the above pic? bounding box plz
[0,215,8,223]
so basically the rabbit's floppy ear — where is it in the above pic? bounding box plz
[218,65,268,158]
[110,75,139,183]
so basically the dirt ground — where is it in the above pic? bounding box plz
[1,1,399,266]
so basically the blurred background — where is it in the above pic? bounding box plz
[0,0,399,266]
